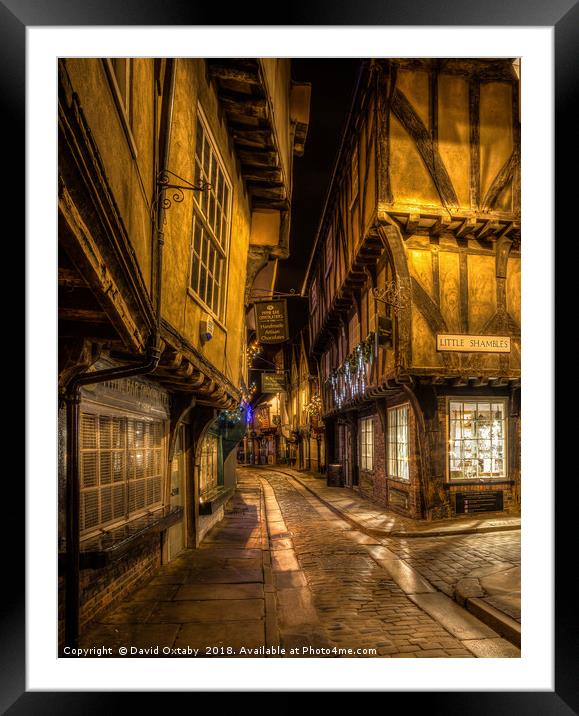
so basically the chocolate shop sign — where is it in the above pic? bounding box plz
[436,334,511,353]
[254,300,289,343]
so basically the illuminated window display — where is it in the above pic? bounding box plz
[359,417,374,471]
[387,405,409,481]
[199,433,219,496]
[79,411,165,534]
[449,400,507,480]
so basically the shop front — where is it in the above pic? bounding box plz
[327,381,520,522]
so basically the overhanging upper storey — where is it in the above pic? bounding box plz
[207,59,310,214]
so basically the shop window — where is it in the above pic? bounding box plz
[190,107,231,321]
[387,404,409,481]
[79,410,165,535]
[448,400,507,480]
[199,433,219,496]
[360,416,374,471]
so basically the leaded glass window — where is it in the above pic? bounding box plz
[387,404,409,481]
[190,108,231,320]
[448,400,507,479]
[359,417,374,471]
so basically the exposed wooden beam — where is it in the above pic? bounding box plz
[59,308,109,323]
[469,79,480,210]
[158,348,182,370]
[431,216,452,237]
[247,184,287,201]
[251,198,289,211]
[241,167,283,183]
[405,213,421,235]
[208,64,260,85]
[391,88,458,211]
[231,128,274,148]
[476,220,501,241]
[481,149,519,213]
[239,149,279,168]
[456,217,478,239]
[218,95,268,120]
[58,266,87,288]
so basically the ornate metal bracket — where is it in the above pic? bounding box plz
[372,278,411,314]
[152,169,211,219]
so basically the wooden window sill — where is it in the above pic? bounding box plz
[59,505,183,571]
[199,486,234,515]
[445,480,514,488]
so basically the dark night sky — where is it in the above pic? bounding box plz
[275,59,363,295]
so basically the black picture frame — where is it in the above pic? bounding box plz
[10,0,574,710]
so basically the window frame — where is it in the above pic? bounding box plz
[102,58,138,160]
[188,104,232,325]
[446,396,509,482]
[198,431,221,497]
[387,403,410,482]
[78,403,167,539]
[359,416,374,472]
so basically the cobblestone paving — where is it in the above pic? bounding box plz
[79,468,518,658]
[261,470,475,658]
[382,531,520,602]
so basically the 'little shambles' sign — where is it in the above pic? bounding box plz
[254,300,289,343]
[437,334,511,353]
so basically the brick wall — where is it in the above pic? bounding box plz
[356,402,423,519]
[357,410,385,504]
[383,401,423,519]
[447,481,517,515]
[372,414,387,505]
[58,535,161,647]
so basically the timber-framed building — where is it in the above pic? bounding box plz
[58,58,309,647]
[303,59,520,520]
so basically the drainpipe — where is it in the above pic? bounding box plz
[154,58,176,328]
[63,61,177,650]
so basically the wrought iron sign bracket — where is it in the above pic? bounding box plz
[152,169,211,219]
[371,278,411,315]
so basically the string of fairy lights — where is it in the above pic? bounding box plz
[246,340,261,364]
[329,332,375,409]
[218,340,262,428]
[305,392,323,421]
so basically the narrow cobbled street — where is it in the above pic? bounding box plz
[81,468,519,658]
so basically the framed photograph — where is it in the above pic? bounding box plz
[11,0,572,709]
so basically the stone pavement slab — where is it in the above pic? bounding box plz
[174,620,266,654]
[148,598,265,624]
[174,583,265,601]
[280,468,520,537]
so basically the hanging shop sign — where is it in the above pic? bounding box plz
[256,404,270,429]
[376,315,393,348]
[437,334,511,353]
[261,372,287,393]
[254,300,289,343]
